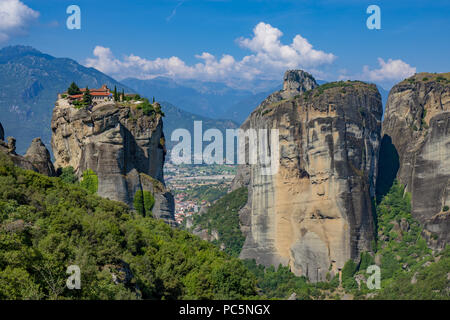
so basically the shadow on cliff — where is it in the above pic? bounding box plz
[121,125,152,175]
[375,135,399,203]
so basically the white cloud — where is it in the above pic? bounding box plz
[0,0,39,42]
[85,22,336,86]
[338,58,416,88]
[238,22,336,69]
[362,58,416,82]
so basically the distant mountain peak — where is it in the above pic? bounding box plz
[0,45,43,59]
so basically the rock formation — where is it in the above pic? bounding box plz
[25,138,56,176]
[259,70,318,109]
[232,70,382,281]
[380,73,450,248]
[51,99,176,225]
[0,122,54,175]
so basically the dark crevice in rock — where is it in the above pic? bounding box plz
[375,135,399,203]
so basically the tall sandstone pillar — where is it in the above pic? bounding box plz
[232,70,382,281]
[380,73,450,249]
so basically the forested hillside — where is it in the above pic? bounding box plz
[186,187,248,257]
[0,148,447,300]
[0,153,257,299]
[185,181,450,300]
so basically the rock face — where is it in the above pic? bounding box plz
[51,99,176,225]
[381,73,450,248]
[232,71,382,281]
[0,122,54,175]
[283,70,318,92]
[260,70,318,108]
[25,138,55,176]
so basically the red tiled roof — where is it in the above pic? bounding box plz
[91,92,112,96]
[69,92,112,98]
[80,88,108,93]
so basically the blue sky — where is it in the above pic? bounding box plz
[1,0,449,89]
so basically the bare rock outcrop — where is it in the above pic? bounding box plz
[380,73,450,248]
[233,71,382,282]
[25,138,55,176]
[0,122,54,175]
[260,70,318,108]
[51,99,175,225]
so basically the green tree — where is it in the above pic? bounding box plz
[0,153,259,300]
[59,166,77,184]
[133,190,155,217]
[67,82,81,95]
[113,86,118,101]
[83,87,92,106]
[359,252,374,272]
[80,169,98,194]
[341,259,357,282]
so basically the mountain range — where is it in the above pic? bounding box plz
[0,46,250,155]
[0,46,131,154]
[122,77,280,123]
[0,45,389,155]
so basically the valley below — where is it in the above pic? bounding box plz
[0,46,449,301]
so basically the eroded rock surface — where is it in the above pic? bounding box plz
[0,122,53,175]
[260,70,318,108]
[381,73,450,248]
[25,138,55,176]
[51,100,175,225]
[232,71,382,281]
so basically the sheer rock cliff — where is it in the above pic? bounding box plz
[51,99,175,225]
[232,70,382,281]
[380,73,450,249]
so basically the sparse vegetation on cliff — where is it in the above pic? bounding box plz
[79,169,98,194]
[58,166,77,184]
[187,187,248,257]
[403,72,450,85]
[136,99,155,116]
[194,180,449,300]
[340,181,449,299]
[133,190,155,217]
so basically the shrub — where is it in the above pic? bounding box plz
[59,166,77,184]
[341,259,357,281]
[137,99,154,116]
[443,205,449,212]
[343,278,358,291]
[359,252,375,271]
[80,169,98,194]
[67,82,81,95]
[133,190,155,217]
